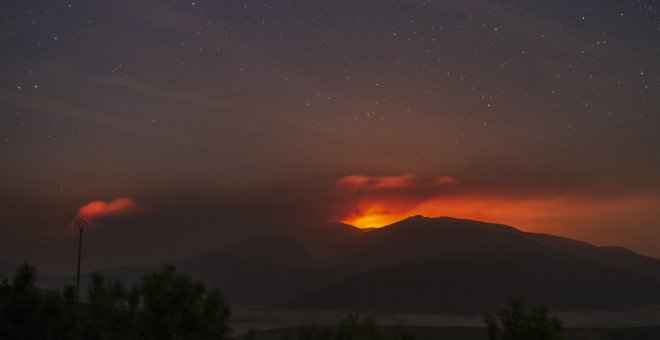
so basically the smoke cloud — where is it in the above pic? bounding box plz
[75,197,144,223]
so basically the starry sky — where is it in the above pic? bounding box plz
[1,0,660,273]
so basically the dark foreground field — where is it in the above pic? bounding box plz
[228,305,660,339]
[253,326,660,340]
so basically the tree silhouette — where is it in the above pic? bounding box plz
[484,297,564,340]
[137,265,231,339]
[0,264,43,339]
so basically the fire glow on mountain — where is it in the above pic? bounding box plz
[333,174,656,232]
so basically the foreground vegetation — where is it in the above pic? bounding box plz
[0,264,565,339]
[484,297,564,340]
[0,264,230,339]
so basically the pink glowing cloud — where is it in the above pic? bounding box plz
[75,197,144,223]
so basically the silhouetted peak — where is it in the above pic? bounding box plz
[396,215,477,225]
[377,215,520,235]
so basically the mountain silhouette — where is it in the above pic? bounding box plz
[288,216,660,313]
[33,216,660,314]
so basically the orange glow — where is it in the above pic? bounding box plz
[340,193,658,235]
[343,203,414,229]
[75,197,143,223]
[329,174,660,252]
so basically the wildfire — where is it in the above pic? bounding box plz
[342,204,413,229]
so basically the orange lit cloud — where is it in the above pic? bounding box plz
[75,197,144,223]
[333,174,455,192]
[434,175,459,186]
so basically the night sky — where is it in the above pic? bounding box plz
[2,0,660,274]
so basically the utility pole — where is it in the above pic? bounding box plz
[75,219,88,300]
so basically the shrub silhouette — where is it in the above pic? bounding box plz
[484,297,564,340]
[0,264,231,339]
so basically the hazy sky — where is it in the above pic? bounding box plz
[1,0,660,273]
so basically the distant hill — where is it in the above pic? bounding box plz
[176,234,323,305]
[287,222,367,265]
[519,232,660,281]
[38,234,325,306]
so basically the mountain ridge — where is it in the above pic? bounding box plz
[24,215,660,314]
